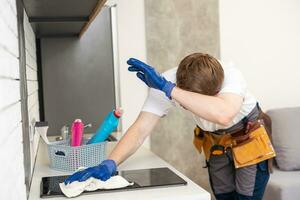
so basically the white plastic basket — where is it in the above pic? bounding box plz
[47,139,107,172]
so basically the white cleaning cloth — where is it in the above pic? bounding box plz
[59,176,134,198]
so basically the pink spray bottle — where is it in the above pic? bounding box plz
[71,119,84,147]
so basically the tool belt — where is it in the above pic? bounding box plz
[193,104,276,169]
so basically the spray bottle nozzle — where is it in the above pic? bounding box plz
[113,108,123,118]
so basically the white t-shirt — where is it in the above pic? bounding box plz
[141,61,257,132]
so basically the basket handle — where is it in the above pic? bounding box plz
[54,150,67,157]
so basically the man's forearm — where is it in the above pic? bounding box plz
[107,112,160,166]
[107,126,144,165]
[171,87,243,126]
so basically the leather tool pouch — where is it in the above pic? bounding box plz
[193,126,204,154]
[193,126,214,159]
[232,120,276,168]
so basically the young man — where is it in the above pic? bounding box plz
[65,53,271,200]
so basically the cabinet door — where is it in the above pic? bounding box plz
[41,7,116,135]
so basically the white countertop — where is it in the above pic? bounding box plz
[29,141,210,200]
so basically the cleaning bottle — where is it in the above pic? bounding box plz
[87,108,122,144]
[71,119,84,147]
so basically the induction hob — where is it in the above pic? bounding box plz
[40,167,187,198]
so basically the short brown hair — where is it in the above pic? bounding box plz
[176,53,224,96]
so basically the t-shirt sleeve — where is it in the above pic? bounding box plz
[219,64,247,97]
[141,88,174,117]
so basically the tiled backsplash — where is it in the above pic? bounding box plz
[0,0,39,199]
[23,8,40,176]
[0,0,26,199]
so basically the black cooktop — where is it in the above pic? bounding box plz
[40,167,187,198]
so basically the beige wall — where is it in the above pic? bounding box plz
[219,0,300,110]
[145,0,220,193]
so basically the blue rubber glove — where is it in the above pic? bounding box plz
[127,58,176,99]
[64,160,117,185]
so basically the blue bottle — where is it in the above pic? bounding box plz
[87,108,122,144]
